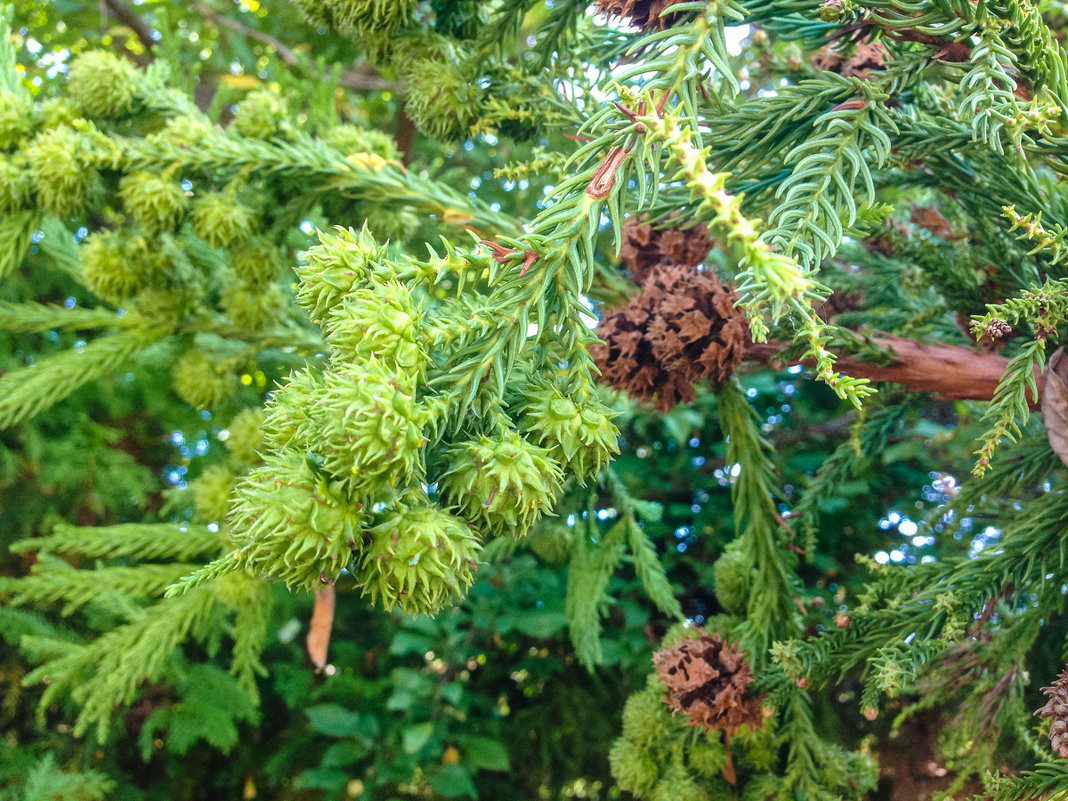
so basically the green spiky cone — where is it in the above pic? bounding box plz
[362,205,420,244]
[119,170,190,235]
[621,681,676,748]
[227,453,365,590]
[291,0,417,38]
[323,281,427,377]
[231,89,285,139]
[527,521,574,564]
[402,52,480,143]
[609,737,660,797]
[192,464,237,523]
[26,125,94,218]
[171,350,238,410]
[80,229,166,301]
[66,51,137,118]
[650,764,708,801]
[324,124,400,160]
[686,732,728,779]
[440,431,563,539]
[0,88,36,149]
[222,282,286,333]
[519,380,620,481]
[225,408,265,463]
[38,97,81,129]
[149,113,215,148]
[0,156,32,213]
[228,236,286,285]
[193,191,257,249]
[359,499,481,616]
[316,363,427,495]
[713,543,749,616]
[262,368,326,454]
[126,288,191,335]
[295,225,385,323]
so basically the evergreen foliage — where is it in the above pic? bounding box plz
[5,0,1068,799]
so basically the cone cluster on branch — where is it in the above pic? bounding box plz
[1037,668,1068,758]
[592,219,747,411]
[653,632,764,736]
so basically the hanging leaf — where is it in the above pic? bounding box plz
[306,584,335,672]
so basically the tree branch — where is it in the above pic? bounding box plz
[104,0,157,55]
[746,334,1042,406]
[194,4,402,92]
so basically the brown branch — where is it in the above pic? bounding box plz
[194,3,402,92]
[746,334,1043,406]
[104,0,157,55]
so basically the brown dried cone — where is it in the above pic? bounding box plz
[653,632,764,736]
[595,0,690,30]
[619,216,712,284]
[591,264,748,411]
[1036,668,1068,758]
[813,40,889,79]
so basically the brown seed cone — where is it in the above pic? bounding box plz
[591,264,748,411]
[812,40,889,79]
[595,0,690,30]
[653,632,764,735]
[619,216,712,284]
[1036,668,1068,758]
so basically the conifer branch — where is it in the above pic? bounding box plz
[0,332,162,429]
[22,586,218,741]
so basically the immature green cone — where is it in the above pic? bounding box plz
[26,125,94,218]
[519,381,620,480]
[193,191,256,249]
[316,363,426,495]
[224,408,265,463]
[609,737,660,797]
[440,431,563,539]
[80,230,165,301]
[323,281,426,376]
[291,0,417,38]
[119,170,190,234]
[192,464,236,523]
[403,53,479,142]
[650,763,708,801]
[38,97,81,129]
[0,88,36,148]
[527,521,574,564]
[228,236,286,285]
[621,681,675,747]
[172,350,238,409]
[231,89,285,139]
[228,453,364,590]
[67,51,137,118]
[222,282,286,333]
[0,156,32,213]
[362,205,420,244]
[149,113,215,148]
[359,500,481,616]
[713,543,750,616]
[324,124,400,160]
[295,225,385,323]
[262,368,326,454]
